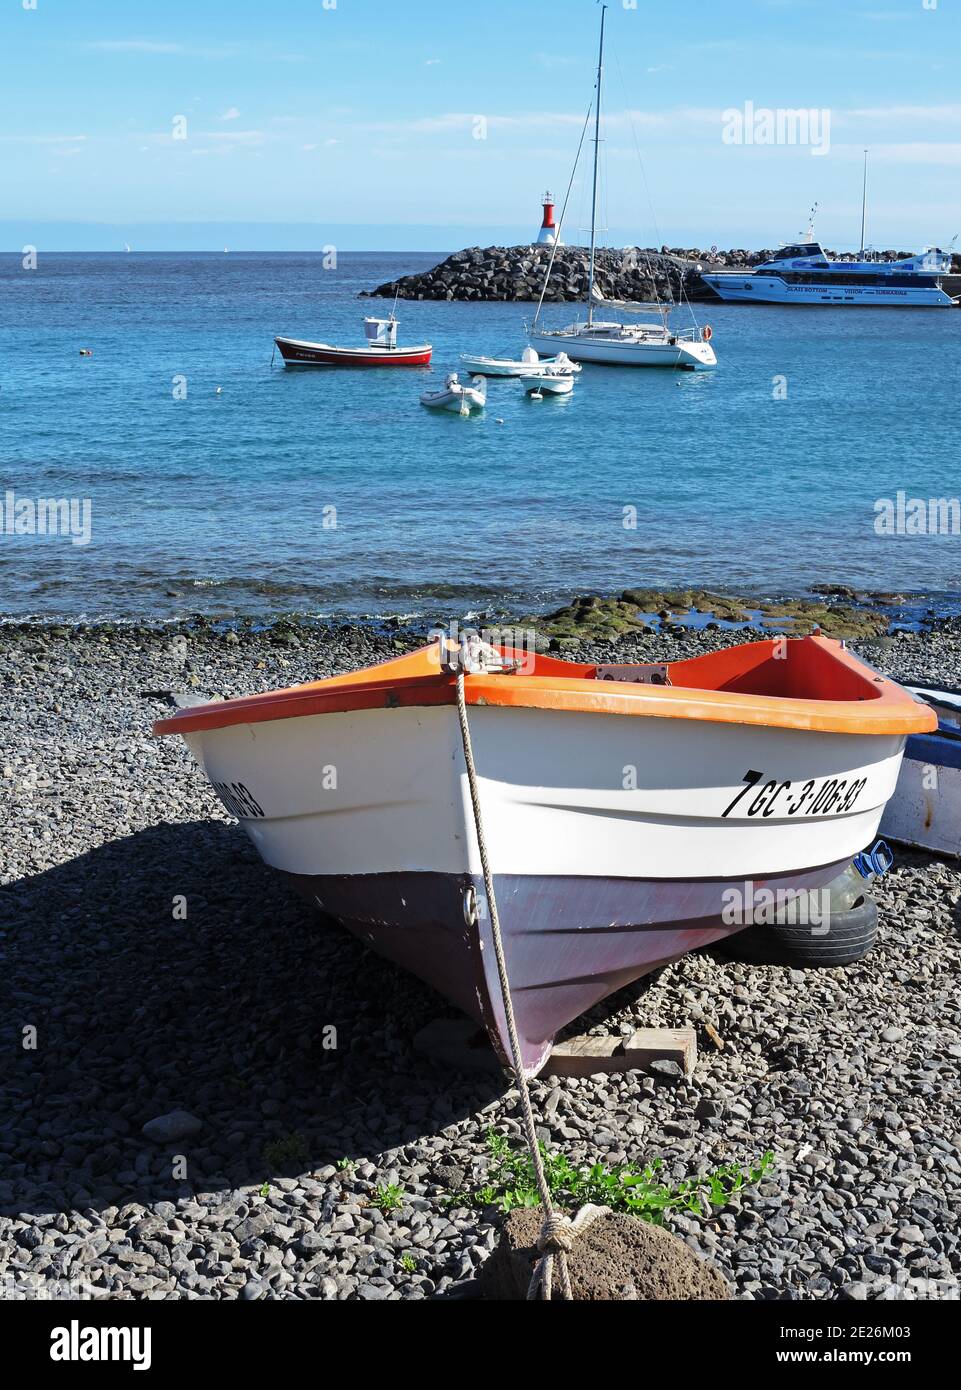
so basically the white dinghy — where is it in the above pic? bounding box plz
[460,347,582,377]
[420,372,487,415]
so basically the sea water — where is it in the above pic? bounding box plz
[1,251,959,623]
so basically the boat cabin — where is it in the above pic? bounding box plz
[363,316,398,348]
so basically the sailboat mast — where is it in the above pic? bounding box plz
[859,149,868,256]
[586,4,607,327]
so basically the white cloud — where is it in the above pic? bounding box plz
[204,130,265,145]
[0,133,87,144]
[534,53,577,70]
[359,107,721,138]
[424,58,441,67]
[858,142,961,165]
[86,40,183,54]
[843,104,961,123]
[220,106,241,121]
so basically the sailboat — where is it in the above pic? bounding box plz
[528,4,717,369]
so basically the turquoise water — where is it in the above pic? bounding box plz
[1,251,959,622]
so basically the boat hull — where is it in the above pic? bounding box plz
[286,862,850,1075]
[460,354,579,377]
[520,374,573,395]
[700,274,956,307]
[181,700,907,1073]
[528,331,716,368]
[275,336,432,367]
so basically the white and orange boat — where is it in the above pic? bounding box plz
[274,314,431,368]
[154,634,934,1075]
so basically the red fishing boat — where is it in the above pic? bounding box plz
[274,314,431,367]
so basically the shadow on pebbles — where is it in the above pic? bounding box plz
[1,621,959,1300]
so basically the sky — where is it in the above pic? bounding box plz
[0,0,958,251]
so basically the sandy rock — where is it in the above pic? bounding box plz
[480,1207,731,1301]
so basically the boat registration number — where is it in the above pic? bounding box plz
[722,768,868,819]
[211,779,266,819]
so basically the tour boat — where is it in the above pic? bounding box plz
[420,372,487,415]
[459,348,581,377]
[275,315,432,367]
[701,238,956,308]
[527,6,717,369]
[880,682,961,855]
[701,180,957,308]
[154,634,933,1076]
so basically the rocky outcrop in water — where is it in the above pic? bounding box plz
[362,244,710,303]
[361,243,961,304]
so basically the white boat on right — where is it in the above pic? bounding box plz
[879,683,961,855]
[701,238,956,308]
[702,171,957,307]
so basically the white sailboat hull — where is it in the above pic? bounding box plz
[528,330,716,369]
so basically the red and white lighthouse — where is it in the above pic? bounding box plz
[535,190,562,246]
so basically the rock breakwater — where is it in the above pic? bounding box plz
[361,243,956,304]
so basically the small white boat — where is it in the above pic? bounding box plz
[420,372,487,415]
[460,348,581,377]
[880,682,961,856]
[519,369,574,396]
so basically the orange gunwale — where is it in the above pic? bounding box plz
[153,635,936,740]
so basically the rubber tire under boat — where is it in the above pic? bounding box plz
[718,894,879,967]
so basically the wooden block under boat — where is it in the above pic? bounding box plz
[544,1027,697,1079]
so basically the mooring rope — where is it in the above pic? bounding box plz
[454,654,609,1299]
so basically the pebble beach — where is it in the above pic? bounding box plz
[2,615,959,1301]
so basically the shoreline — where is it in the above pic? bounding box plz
[2,581,960,646]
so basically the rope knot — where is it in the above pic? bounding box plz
[537,1211,575,1255]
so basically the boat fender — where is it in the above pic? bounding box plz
[702,325,713,342]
